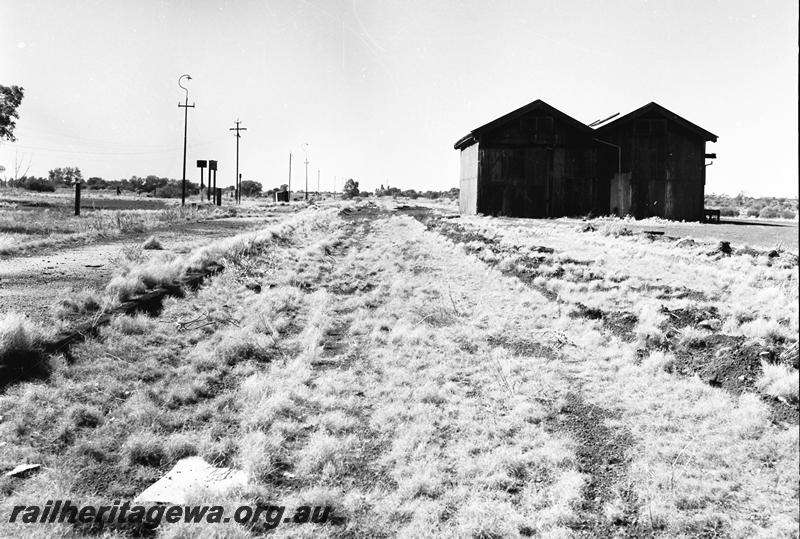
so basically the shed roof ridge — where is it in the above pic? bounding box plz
[453,98,592,149]
[596,101,718,141]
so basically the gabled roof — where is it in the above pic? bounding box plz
[454,99,593,150]
[595,101,717,142]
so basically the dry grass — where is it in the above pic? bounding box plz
[1,202,797,537]
[756,362,800,402]
[0,197,224,256]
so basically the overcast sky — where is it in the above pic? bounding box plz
[1,0,797,196]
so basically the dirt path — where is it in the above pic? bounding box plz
[0,216,278,324]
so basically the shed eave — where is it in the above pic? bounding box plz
[454,133,477,150]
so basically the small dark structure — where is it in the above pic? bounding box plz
[455,99,717,221]
[454,100,602,218]
[595,102,717,221]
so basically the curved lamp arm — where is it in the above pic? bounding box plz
[178,74,192,101]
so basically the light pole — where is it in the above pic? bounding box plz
[178,74,194,207]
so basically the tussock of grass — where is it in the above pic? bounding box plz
[0,312,50,385]
[677,326,712,348]
[141,235,164,250]
[755,361,800,402]
[634,302,667,346]
[124,434,166,467]
[53,288,103,320]
[68,404,104,429]
[109,313,153,335]
[641,350,672,373]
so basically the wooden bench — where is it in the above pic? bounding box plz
[703,209,721,223]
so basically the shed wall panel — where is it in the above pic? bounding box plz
[459,143,479,215]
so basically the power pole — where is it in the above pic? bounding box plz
[302,143,310,201]
[288,152,292,199]
[317,169,320,196]
[178,74,194,207]
[229,120,246,204]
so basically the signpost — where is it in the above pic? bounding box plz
[196,160,207,205]
[209,160,217,203]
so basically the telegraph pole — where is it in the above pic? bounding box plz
[288,153,292,199]
[229,120,247,204]
[302,143,310,201]
[317,169,320,197]
[178,74,194,207]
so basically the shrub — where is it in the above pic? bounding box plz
[0,312,49,386]
[780,209,796,219]
[23,177,56,192]
[746,208,760,217]
[719,207,739,217]
[758,206,781,219]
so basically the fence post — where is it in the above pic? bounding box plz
[74,181,81,216]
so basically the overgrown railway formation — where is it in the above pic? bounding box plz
[2,203,797,537]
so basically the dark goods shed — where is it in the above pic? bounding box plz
[595,102,717,221]
[455,100,604,218]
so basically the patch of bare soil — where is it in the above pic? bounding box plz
[487,335,563,361]
[550,393,650,537]
[665,335,799,425]
[570,304,639,342]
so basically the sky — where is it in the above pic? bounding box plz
[0,0,797,197]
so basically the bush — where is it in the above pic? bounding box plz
[758,206,781,219]
[780,209,796,219]
[22,177,56,192]
[746,208,760,217]
[719,207,739,217]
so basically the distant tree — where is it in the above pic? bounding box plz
[154,179,197,198]
[86,177,108,190]
[240,180,262,197]
[401,189,419,199]
[12,176,54,192]
[342,179,359,199]
[143,175,168,192]
[48,167,83,186]
[0,85,24,142]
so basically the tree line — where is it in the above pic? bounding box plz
[4,169,264,199]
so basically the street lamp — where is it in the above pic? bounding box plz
[178,74,195,206]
